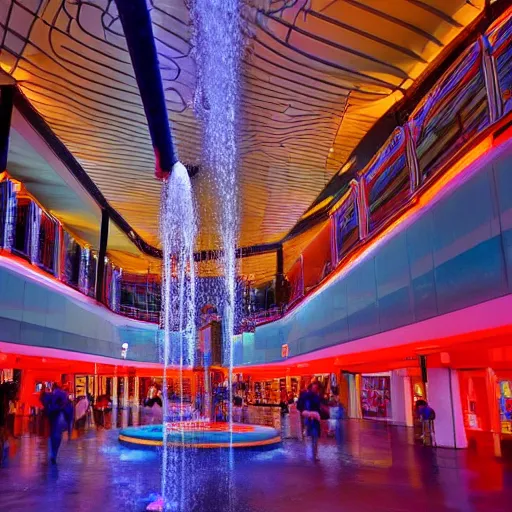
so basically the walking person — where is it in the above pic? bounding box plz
[301,382,322,461]
[41,384,73,464]
[0,381,17,463]
[296,384,310,440]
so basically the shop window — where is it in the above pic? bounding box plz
[499,380,512,434]
[486,10,512,114]
[363,128,411,233]
[361,375,391,419]
[409,42,489,184]
[333,191,359,264]
[302,221,332,292]
[63,233,81,288]
[12,198,30,257]
[37,212,56,273]
[286,257,304,305]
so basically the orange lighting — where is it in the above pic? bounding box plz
[420,137,493,206]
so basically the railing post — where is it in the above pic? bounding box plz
[479,34,503,123]
[275,244,286,307]
[28,202,41,265]
[404,124,421,192]
[330,213,337,269]
[95,209,109,303]
[351,179,369,240]
[299,253,305,298]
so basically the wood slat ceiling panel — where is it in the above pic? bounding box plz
[0,0,484,275]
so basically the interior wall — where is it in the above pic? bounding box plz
[249,141,512,365]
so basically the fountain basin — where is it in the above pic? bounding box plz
[119,422,281,449]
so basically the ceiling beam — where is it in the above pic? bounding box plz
[114,0,178,180]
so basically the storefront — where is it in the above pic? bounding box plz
[345,369,422,428]
[360,373,391,420]
[458,369,504,455]
[498,378,512,435]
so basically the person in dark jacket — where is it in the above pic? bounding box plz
[41,384,73,464]
[296,384,311,440]
[301,382,322,460]
[0,381,17,463]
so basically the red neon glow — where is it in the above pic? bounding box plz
[236,292,512,375]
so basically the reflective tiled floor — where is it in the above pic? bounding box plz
[1,420,511,512]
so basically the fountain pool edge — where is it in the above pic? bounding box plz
[118,423,282,450]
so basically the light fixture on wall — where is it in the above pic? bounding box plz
[121,343,129,360]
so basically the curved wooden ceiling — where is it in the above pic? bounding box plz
[0,0,484,272]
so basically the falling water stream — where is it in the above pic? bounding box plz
[191,1,243,509]
[160,162,197,511]
[192,0,243,432]
[156,0,243,509]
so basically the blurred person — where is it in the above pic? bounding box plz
[296,384,311,440]
[331,397,346,445]
[279,388,289,415]
[0,381,17,463]
[75,395,90,430]
[301,382,322,460]
[41,384,73,464]
[416,400,436,446]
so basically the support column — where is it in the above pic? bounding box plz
[134,376,140,406]
[120,376,129,427]
[428,368,468,449]
[0,85,14,171]
[347,373,362,419]
[390,370,409,426]
[122,376,129,408]
[95,209,109,303]
[275,244,286,306]
[112,376,119,407]
[404,376,414,427]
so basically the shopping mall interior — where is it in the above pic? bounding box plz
[1,1,512,511]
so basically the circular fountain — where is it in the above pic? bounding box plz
[119,421,281,450]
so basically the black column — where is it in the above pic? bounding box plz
[95,209,110,303]
[0,85,14,171]
[275,244,287,306]
[419,355,428,384]
[276,244,284,276]
[114,0,178,178]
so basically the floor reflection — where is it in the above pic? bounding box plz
[1,420,511,512]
